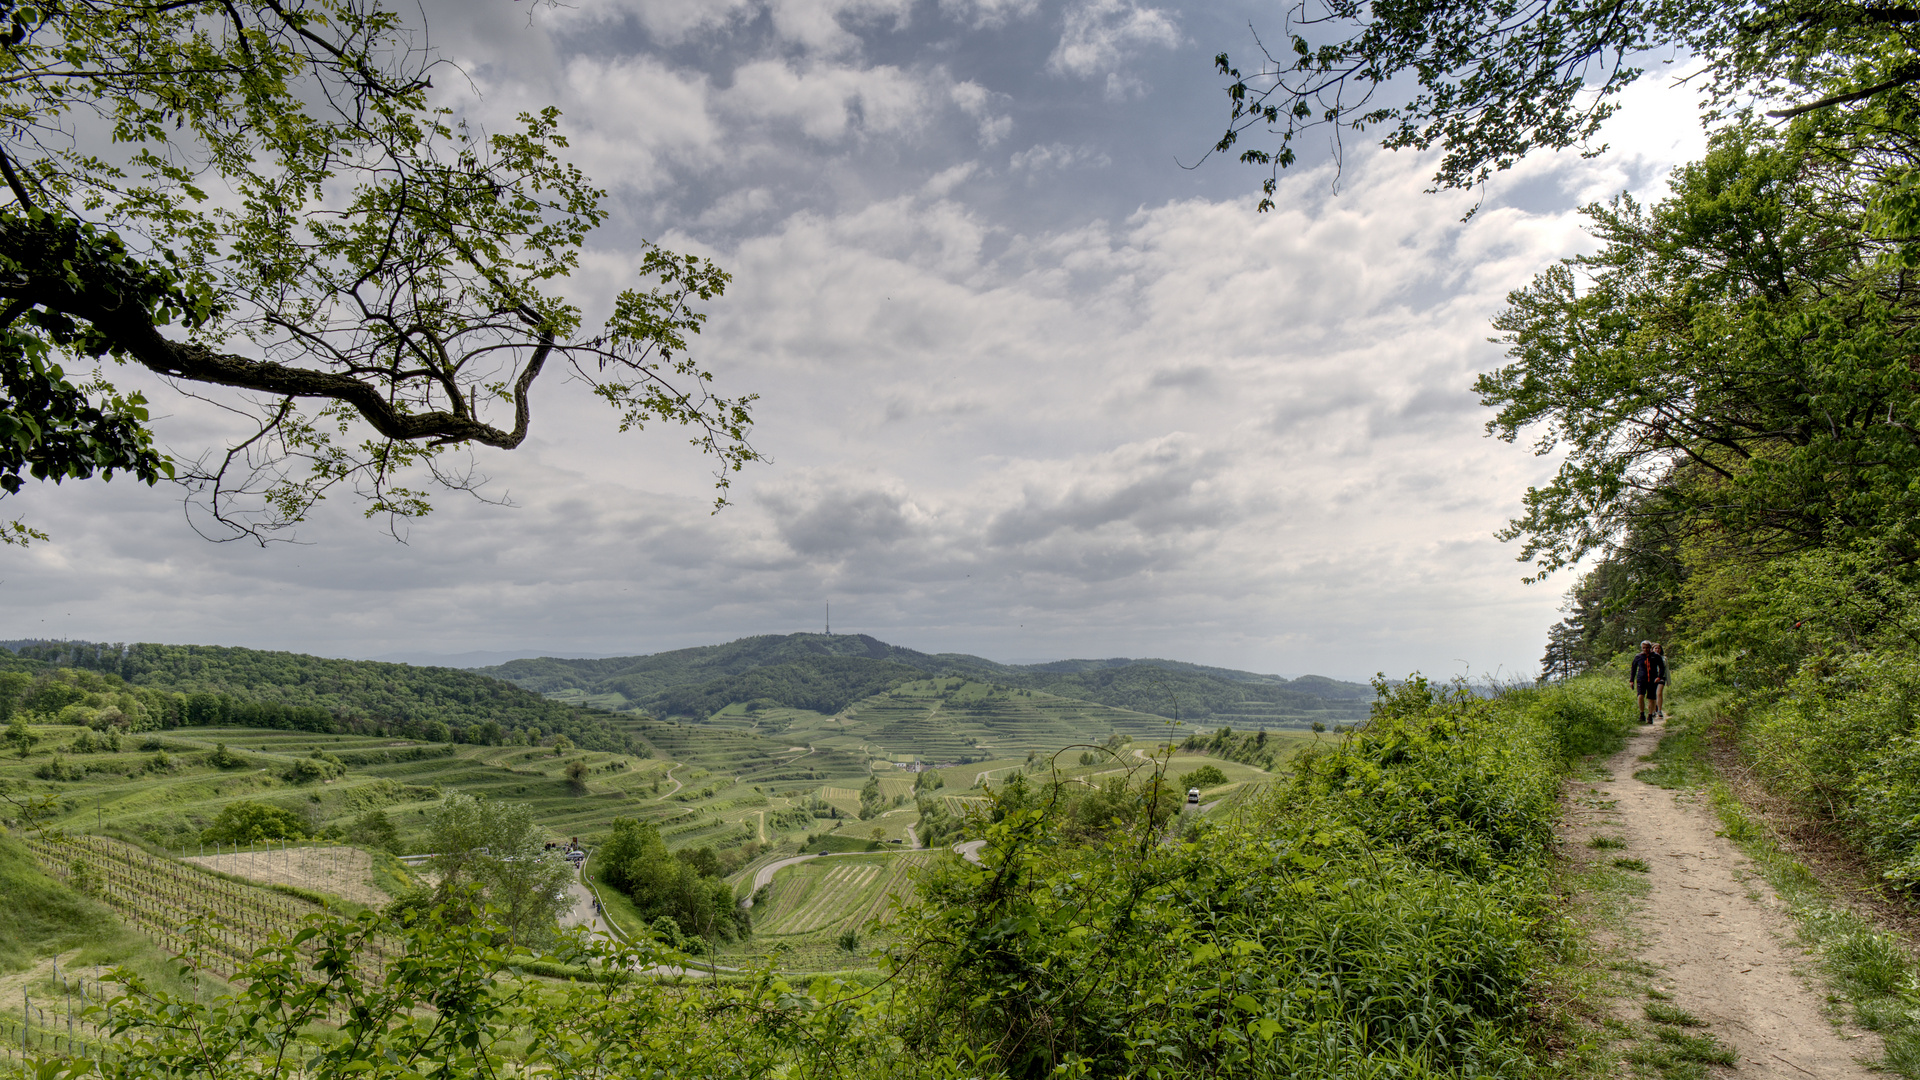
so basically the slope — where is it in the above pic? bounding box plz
[2,641,629,751]
[478,633,1371,725]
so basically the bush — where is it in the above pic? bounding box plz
[1177,764,1228,791]
[596,818,748,942]
[205,743,248,769]
[202,800,310,843]
[883,673,1597,1077]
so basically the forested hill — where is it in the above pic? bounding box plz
[0,640,630,752]
[478,633,1372,725]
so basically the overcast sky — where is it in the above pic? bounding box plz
[1,0,1710,681]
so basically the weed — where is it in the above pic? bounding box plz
[1633,718,1710,789]
[1646,987,1672,1000]
[1588,835,1628,849]
[1611,856,1651,872]
[1643,1001,1704,1026]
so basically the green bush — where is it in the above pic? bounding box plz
[1177,764,1228,790]
[880,673,1603,1078]
[202,800,310,843]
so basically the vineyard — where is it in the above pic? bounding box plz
[0,959,120,1070]
[753,852,936,937]
[1,833,399,1071]
[19,833,337,980]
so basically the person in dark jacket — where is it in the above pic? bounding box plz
[1652,642,1669,719]
[1629,641,1667,724]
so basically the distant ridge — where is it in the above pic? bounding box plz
[477,633,1373,726]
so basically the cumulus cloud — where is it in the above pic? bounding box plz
[722,59,929,140]
[1047,0,1180,82]
[951,81,1013,146]
[1,2,1719,682]
[938,0,1043,29]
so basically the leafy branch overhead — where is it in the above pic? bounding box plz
[1212,0,1920,204]
[0,0,761,543]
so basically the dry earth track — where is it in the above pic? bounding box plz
[1577,718,1880,1077]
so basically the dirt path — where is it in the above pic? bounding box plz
[1579,718,1879,1077]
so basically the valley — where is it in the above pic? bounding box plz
[0,638,1324,986]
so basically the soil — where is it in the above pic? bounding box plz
[1573,716,1882,1077]
[184,846,388,906]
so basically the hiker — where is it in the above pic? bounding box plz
[1652,642,1669,719]
[1629,641,1666,724]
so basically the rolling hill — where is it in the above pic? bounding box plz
[477,633,1371,727]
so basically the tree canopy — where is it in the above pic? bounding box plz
[0,0,759,544]
[1212,0,1920,202]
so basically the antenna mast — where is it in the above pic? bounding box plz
[826,602,830,636]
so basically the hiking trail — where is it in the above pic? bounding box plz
[1571,717,1879,1077]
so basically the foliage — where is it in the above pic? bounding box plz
[345,809,404,855]
[422,793,573,948]
[202,800,311,843]
[1538,518,1685,678]
[5,639,629,751]
[282,749,345,783]
[205,742,249,769]
[876,674,1608,1078]
[1210,0,1920,206]
[0,0,760,542]
[913,795,971,849]
[1177,764,1228,790]
[480,631,1372,724]
[1179,726,1285,770]
[858,775,884,820]
[596,817,749,943]
[1482,126,1920,581]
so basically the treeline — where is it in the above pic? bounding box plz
[0,641,631,751]
[1495,100,1920,899]
[1177,726,1290,771]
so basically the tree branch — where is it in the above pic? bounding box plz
[1768,65,1920,119]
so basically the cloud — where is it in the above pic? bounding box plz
[951,81,1013,146]
[1047,0,1180,81]
[938,0,1042,29]
[722,59,929,140]
[1009,142,1112,173]
[3,6,1722,684]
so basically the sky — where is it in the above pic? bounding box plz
[1,0,1711,681]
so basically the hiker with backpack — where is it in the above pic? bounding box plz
[1629,641,1667,724]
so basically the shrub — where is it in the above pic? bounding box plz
[884,673,1599,1077]
[1177,764,1228,791]
[202,800,310,843]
